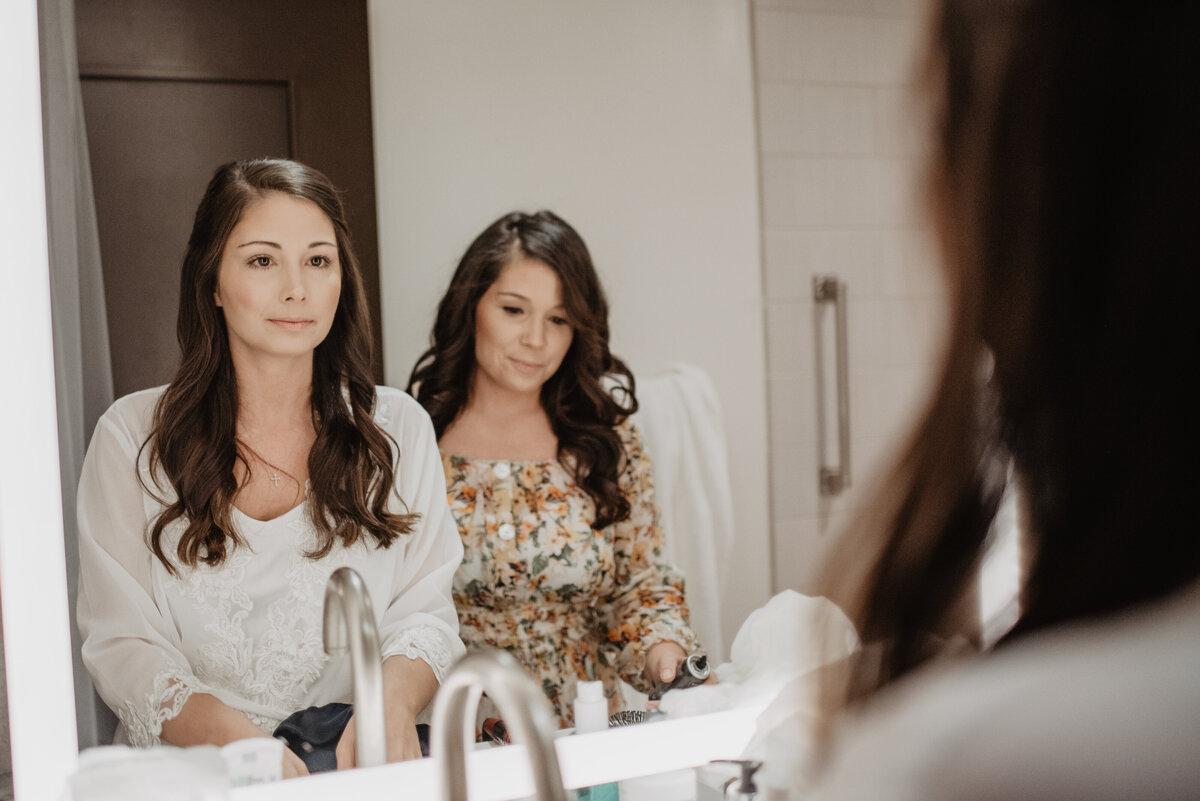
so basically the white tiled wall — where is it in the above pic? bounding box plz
[753,0,947,594]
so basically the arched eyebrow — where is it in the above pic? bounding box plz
[497,291,566,311]
[235,240,336,249]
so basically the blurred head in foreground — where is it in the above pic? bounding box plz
[826,0,1200,700]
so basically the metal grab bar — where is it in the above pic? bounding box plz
[813,275,851,495]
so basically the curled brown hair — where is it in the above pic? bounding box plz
[143,158,416,573]
[407,210,636,529]
[825,0,1200,701]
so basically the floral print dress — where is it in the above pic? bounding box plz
[442,420,701,727]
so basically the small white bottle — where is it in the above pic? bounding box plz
[574,681,618,800]
[574,680,609,735]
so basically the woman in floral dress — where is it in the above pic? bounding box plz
[407,210,706,726]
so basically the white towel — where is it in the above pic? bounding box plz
[658,589,859,719]
[631,363,735,659]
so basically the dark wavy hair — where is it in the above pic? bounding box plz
[142,158,416,573]
[407,210,636,529]
[824,0,1200,703]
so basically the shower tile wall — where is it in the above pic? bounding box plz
[753,0,944,594]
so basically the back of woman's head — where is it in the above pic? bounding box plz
[827,0,1200,698]
[407,210,637,529]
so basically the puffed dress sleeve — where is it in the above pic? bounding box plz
[600,421,702,694]
[76,395,209,747]
[373,390,466,683]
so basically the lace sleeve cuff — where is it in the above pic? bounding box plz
[117,669,207,748]
[382,624,457,684]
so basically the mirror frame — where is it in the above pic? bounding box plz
[2,4,761,798]
[1,1,82,798]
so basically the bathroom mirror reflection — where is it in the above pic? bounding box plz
[17,0,944,791]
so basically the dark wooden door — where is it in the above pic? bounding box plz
[76,0,384,396]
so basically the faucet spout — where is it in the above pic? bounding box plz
[432,649,566,801]
[323,566,387,768]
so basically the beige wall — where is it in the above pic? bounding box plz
[367,0,771,650]
[753,0,947,593]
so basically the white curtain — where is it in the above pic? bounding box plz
[38,0,117,748]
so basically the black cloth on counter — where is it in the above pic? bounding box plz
[272,703,431,772]
[273,703,353,773]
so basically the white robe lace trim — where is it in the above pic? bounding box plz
[384,624,456,684]
[118,669,204,748]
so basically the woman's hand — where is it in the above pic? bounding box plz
[336,655,438,769]
[282,747,310,780]
[386,718,424,762]
[382,655,437,761]
[336,714,425,769]
[335,716,358,770]
[644,641,719,707]
[644,641,688,685]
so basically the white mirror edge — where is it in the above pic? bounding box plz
[233,704,763,801]
[0,1,83,798]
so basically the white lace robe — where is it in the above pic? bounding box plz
[76,386,465,747]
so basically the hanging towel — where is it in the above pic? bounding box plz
[631,363,735,659]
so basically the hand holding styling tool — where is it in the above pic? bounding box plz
[648,653,710,701]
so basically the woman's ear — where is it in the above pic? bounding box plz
[214,285,223,307]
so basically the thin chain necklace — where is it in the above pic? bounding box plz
[236,438,304,494]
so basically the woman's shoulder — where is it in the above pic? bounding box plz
[611,416,656,489]
[817,582,1200,799]
[373,384,426,414]
[614,416,648,460]
[614,415,641,442]
[95,385,167,441]
[372,385,434,435]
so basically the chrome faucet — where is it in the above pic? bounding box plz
[432,649,566,801]
[323,566,387,768]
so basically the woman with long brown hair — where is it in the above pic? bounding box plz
[76,159,464,777]
[407,210,708,727]
[792,1,1200,797]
